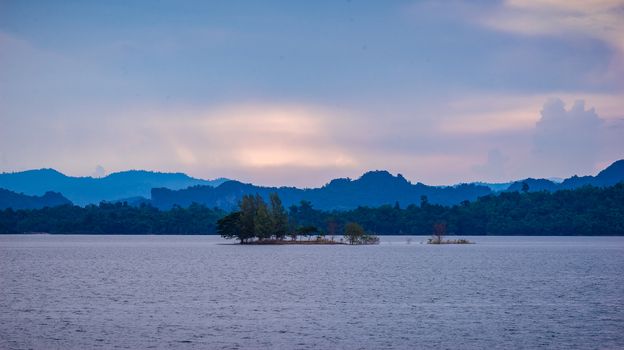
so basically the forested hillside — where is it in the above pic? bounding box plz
[2,183,622,235]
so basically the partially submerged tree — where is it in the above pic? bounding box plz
[430,222,447,244]
[344,222,365,244]
[297,225,319,241]
[426,221,470,244]
[326,220,338,242]
[344,222,380,245]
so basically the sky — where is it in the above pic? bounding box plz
[1,0,623,187]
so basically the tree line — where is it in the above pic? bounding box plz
[1,183,623,235]
[308,183,624,236]
[0,202,226,234]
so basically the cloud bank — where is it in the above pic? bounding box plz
[532,99,604,175]
[480,0,624,87]
[1,2,623,185]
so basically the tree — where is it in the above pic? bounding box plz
[327,220,338,241]
[269,192,288,240]
[431,222,447,244]
[344,222,365,244]
[239,195,257,239]
[254,197,272,240]
[297,225,319,241]
[217,212,245,243]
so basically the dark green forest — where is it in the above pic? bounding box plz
[1,183,623,235]
[0,202,226,235]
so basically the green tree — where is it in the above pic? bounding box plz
[344,222,365,244]
[217,212,246,243]
[420,195,429,207]
[239,195,257,239]
[269,192,288,240]
[254,196,272,240]
[297,225,319,241]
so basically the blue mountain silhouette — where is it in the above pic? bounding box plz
[1,160,622,210]
[0,188,71,210]
[0,169,227,206]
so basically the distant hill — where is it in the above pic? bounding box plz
[0,169,228,206]
[152,160,624,211]
[507,160,624,192]
[2,160,622,210]
[0,188,71,210]
[151,170,493,210]
[472,182,513,192]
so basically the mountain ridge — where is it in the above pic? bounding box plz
[1,160,622,210]
[0,188,72,210]
[151,171,492,210]
[152,160,624,210]
[507,160,624,192]
[0,169,228,206]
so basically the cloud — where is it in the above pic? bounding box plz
[92,165,106,178]
[153,103,358,169]
[481,0,624,50]
[428,93,624,180]
[76,103,360,186]
[2,28,621,186]
[473,149,509,181]
[4,3,624,188]
[437,108,536,134]
[4,93,622,186]
[532,98,604,175]
[479,0,624,86]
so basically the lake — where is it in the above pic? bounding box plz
[1,235,623,349]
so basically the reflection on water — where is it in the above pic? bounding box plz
[1,235,623,349]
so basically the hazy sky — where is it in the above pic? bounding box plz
[1,0,623,186]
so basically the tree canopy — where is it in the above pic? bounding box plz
[1,183,623,236]
[217,193,303,243]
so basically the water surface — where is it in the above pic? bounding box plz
[1,235,623,349]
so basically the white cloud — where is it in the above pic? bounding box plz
[532,98,604,175]
[473,149,509,181]
[4,93,622,186]
[149,103,359,170]
[92,165,106,178]
[479,0,624,86]
[482,0,624,50]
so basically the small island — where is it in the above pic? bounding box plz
[217,193,379,245]
[427,222,473,244]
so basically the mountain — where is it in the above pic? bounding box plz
[151,170,492,210]
[0,188,72,210]
[152,160,624,211]
[507,160,624,192]
[472,182,513,192]
[506,178,559,192]
[3,160,622,210]
[0,169,228,206]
